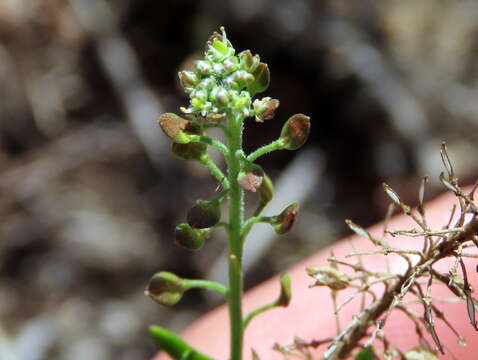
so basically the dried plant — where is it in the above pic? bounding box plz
[275,143,478,360]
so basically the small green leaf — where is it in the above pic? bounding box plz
[355,347,376,360]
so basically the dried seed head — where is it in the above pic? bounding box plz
[145,271,185,306]
[175,223,209,250]
[306,266,350,290]
[404,347,439,360]
[274,203,299,235]
[276,273,292,307]
[279,114,311,150]
[238,170,263,192]
[157,113,192,144]
[187,200,221,229]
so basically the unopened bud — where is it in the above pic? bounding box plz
[276,274,292,307]
[253,97,280,122]
[233,70,254,87]
[404,347,439,360]
[273,203,299,235]
[187,200,221,229]
[196,60,212,75]
[306,266,349,290]
[171,141,207,161]
[238,50,260,72]
[175,223,209,250]
[258,174,274,206]
[145,271,185,306]
[157,113,193,144]
[279,114,311,150]
[248,63,270,95]
[178,71,199,90]
[238,170,263,192]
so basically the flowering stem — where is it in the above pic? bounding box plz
[183,279,228,297]
[247,139,284,162]
[243,303,277,329]
[241,216,274,242]
[200,155,229,188]
[226,113,245,360]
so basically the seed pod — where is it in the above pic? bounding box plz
[145,271,185,306]
[175,223,209,250]
[187,200,221,229]
[279,114,311,150]
[404,347,439,360]
[273,203,299,235]
[248,63,270,95]
[307,267,349,290]
[171,142,207,161]
[157,113,193,144]
[276,274,292,307]
[306,266,349,290]
[253,97,280,122]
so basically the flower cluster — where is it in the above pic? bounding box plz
[179,28,274,121]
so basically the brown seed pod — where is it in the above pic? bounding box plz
[280,114,311,150]
[274,203,299,235]
[157,113,190,142]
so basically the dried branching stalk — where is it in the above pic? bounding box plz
[278,143,478,360]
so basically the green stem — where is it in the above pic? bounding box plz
[200,155,230,188]
[226,113,245,360]
[241,216,273,242]
[183,279,228,297]
[247,139,284,162]
[150,325,214,360]
[191,135,229,155]
[243,302,277,329]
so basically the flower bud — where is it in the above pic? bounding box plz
[404,347,439,360]
[258,174,274,206]
[187,200,221,229]
[276,274,292,307]
[279,114,311,150]
[233,70,254,87]
[248,62,270,95]
[273,203,299,235]
[238,169,263,192]
[253,97,280,122]
[175,223,209,250]
[145,271,185,306]
[195,60,212,75]
[178,71,199,90]
[306,266,349,290]
[223,57,238,73]
[157,113,193,144]
[238,50,260,72]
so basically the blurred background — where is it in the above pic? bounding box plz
[1,0,478,359]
